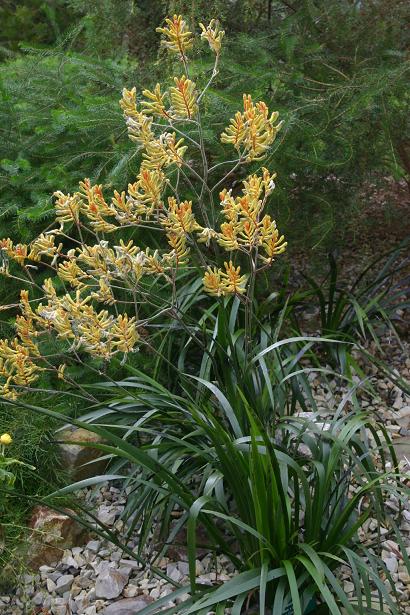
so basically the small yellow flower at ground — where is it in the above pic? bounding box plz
[0,433,12,445]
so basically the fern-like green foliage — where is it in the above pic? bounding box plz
[0,51,143,242]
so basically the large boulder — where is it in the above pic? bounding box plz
[57,426,107,481]
[28,505,88,569]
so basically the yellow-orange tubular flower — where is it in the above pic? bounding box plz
[170,76,198,119]
[156,15,193,59]
[221,94,283,161]
[199,19,225,55]
[203,261,247,297]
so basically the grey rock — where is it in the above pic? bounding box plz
[103,598,153,615]
[123,584,138,598]
[61,554,79,569]
[95,568,130,599]
[94,559,116,576]
[397,406,410,428]
[56,574,74,595]
[69,597,79,614]
[47,571,62,583]
[177,561,189,576]
[119,559,141,570]
[74,553,86,567]
[76,573,94,589]
[46,578,57,593]
[167,565,183,583]
[98,504,117,526]
[86,539,101,553]
[32,592,45,606]
[384,557,399,574]
[44,596,52,609]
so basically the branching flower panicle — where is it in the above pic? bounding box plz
[0,15,287,399]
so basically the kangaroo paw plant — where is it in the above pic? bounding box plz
[0,14,407,615]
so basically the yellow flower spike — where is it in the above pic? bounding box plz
[129,169,165,214]
[0,433,12,446]
[43,278,58,300]
[156,15,193,59]
[199,19,225,55]
[220,111,246,151]
[78,179,117,233]
[54,191,83,226]
[57,364,66,380]
[163,133,188,166]
[259,216,287,264]
[217,222,240,251]
[142,133,187,170]
[203,266,223,296]
[0,238,13,254]
[165,232,190,266]
[261,167,277,196]
[142,84,171,119]
[28,234,62,263]
[77,243,115,278]
[221,94,282,161]
[76,307,115,359]
[0,337,42,394]
[20,290,35,319]
[0,238,14,273]
[196,227,218,247]
[142,138,170,171]
[162,197,199,235]
[58,259,86,289]
[221,261,247,294]
[15,316,39,355]
[111,314,139,355]
[119,87,139,119]
[170,76,198,119]
[11,243,28,266]
[120,88,154,145]
[143,248,166,275]
[203,262,247,297]
[91,278,115,305]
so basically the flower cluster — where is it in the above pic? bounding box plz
[0,16,287,399]
[221,94,283,161]
[156,15,193,60]
[199,19,225,55]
